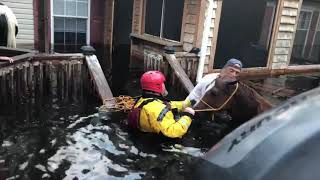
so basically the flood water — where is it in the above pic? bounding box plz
[1,72,320,179]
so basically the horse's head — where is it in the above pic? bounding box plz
[194,77,238,112]
[194,77,274,124]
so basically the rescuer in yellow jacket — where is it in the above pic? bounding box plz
[128,71,195,138]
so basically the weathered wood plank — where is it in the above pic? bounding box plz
[33,54,84,61]
[283,1,299,9]
[131,33,182,47]
[85,55,114,103]
[0,52,34,68]
[164,53,194,93]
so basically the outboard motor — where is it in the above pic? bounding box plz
[194,86,320,180]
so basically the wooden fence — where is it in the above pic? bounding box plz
[0,51,96,106]
[0,45,115,107]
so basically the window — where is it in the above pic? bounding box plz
[292,10,312,58]
[311,17,320,61]
[52,0,89,53]
[144,0,184,41]
[290,0,320,66]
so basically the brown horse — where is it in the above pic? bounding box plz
[194,77,273,125]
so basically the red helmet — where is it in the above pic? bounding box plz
[140,71,166,93]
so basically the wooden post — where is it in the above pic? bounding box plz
[38,0,48,53]
[164,46,194,93]
[82,46,114,104]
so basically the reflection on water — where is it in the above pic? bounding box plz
[0,79,220,179]
[1,73,320,179]
[0,98,219,179]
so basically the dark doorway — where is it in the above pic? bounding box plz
[112,0,133,95]
[214,0,278,68]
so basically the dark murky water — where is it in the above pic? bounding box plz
[1,73,320,179]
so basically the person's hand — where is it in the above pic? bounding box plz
[183,107,195,116]
[0,56,14,63]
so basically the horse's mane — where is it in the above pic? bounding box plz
[239,81,273,108]
[0,4,18,48]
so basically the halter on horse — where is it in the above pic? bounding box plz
[194,78,273,125]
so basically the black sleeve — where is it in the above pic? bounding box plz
[15,25,18,36]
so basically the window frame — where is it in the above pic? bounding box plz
[296,9,313,57]
[310,12,320,51]
[50,0,91,52]
[142,0,185,43]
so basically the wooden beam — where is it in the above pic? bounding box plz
[33,53,84,61]
[103,0,114,72]
[0,52,34,68]
[164,53,194,93]
[130,33,182,47]
[211,65,320,78]
[85,55,114,103]
[38,0,46,53]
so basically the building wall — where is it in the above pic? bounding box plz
[90,0,107,68]
[103,0,114,70]
[129,0,223,75]
[131,0,308,76]
[271,0,300,69]
[2,0,34,49]
[130,0,204,70]
[132,0,143,35]
[206,0,303,72]
[182,0,201,52]
[201,0,218,74]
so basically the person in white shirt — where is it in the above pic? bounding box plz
[186,58,243,107]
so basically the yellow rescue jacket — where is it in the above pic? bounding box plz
[134,97,192,138]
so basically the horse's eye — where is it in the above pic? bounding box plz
[211,88,219,95]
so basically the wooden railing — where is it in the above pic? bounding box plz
[0,53,88,105]
[176,53,199,84]
[143,49,199,93]
[0,46,114,107]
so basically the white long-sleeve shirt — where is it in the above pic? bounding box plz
[186,73,220,106]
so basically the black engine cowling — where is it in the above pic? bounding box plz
[194,86,320,180]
